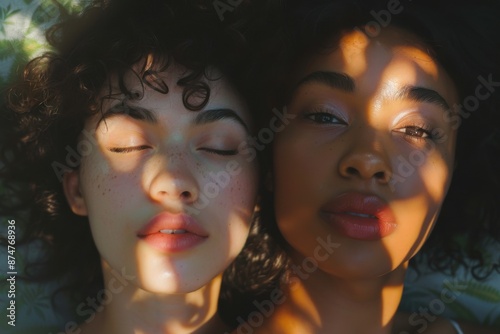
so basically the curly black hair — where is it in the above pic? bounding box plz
[0,0,253,316]
[220,0,500,326]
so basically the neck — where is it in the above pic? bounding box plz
[253,262,408,334]
[78,264,229,334]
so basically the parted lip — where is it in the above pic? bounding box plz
[320,191,396,224]
[137,212,209,238]
[319,191,398,240]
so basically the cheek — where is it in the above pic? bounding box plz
[79,153,142,217]
[395,147,454,206]
[273,134,332,221]
[388,148,454,259]
[229,162,259,209]
[420,159,452,204]
[413,154,452,235]
[207,160,258,240]
[274,135,310,195]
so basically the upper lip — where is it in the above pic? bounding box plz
[320,192,396,224]
[137,212,209,237]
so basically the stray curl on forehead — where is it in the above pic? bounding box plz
[98,53,212,122]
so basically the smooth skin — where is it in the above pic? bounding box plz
[64,62,258,334]
[247,27,459,334]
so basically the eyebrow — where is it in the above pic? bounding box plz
[397,85,450,111]
[101,103,158,125]
[193,108,248,131]
[100,103,248,131]
[295,70,450,111]
[294,71,356,92]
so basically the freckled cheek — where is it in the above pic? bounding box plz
[80,154,142,211]
[229,167,259,248]
[229,165,258,209]
[214,164,258,228]
[103,175,142,210]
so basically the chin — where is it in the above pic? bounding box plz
[138,279,205,295]
[322,257,397,280]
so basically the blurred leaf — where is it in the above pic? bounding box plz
[20,283,52,323]
[445,281,500,302]
[0,5,21,21]
[31,1,61,27]
[426,288,479,323]
[445,299,479,323]
[34,304,46,320]
[0,5,21,35]
[0,39,24,60]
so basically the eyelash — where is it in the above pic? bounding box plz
[394,124,435,142]
[109,145,151,153]
[109,146,238,157]
[199,148,239,156]
[303,102,443,147]
[304,108,346,125]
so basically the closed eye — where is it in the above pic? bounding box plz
[198,148,238,156]
[109,145,152,153]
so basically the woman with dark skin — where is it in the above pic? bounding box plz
[221,1,500,333]
[0,0,259,333]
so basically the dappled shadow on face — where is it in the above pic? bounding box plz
[267,25,458,332]
[72,66,258,333]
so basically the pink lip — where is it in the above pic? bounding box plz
[137,213,208,252]
[320,192,397,240]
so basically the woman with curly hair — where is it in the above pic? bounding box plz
[0,0,259,332]
[221,0,500,333]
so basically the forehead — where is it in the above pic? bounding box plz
[89,61,252,131]
[296,27,458,105]
[339,27,437,73]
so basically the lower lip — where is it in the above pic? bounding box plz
[323,213,397,240]
[139,233,206,252]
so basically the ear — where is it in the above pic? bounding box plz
[62,170,88,216]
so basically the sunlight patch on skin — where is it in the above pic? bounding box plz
[371,80,401,112]
[420,157,452,203]
[386,194,439,264]
[339,31,370,78]
[134,240,179,292]
[393,46,440,81]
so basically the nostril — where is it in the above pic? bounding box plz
[346,167,359,176]
[374,171,386,180]
[180,191,191,199]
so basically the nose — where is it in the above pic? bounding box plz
[148,152,199,205]
[338,134,392,184]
